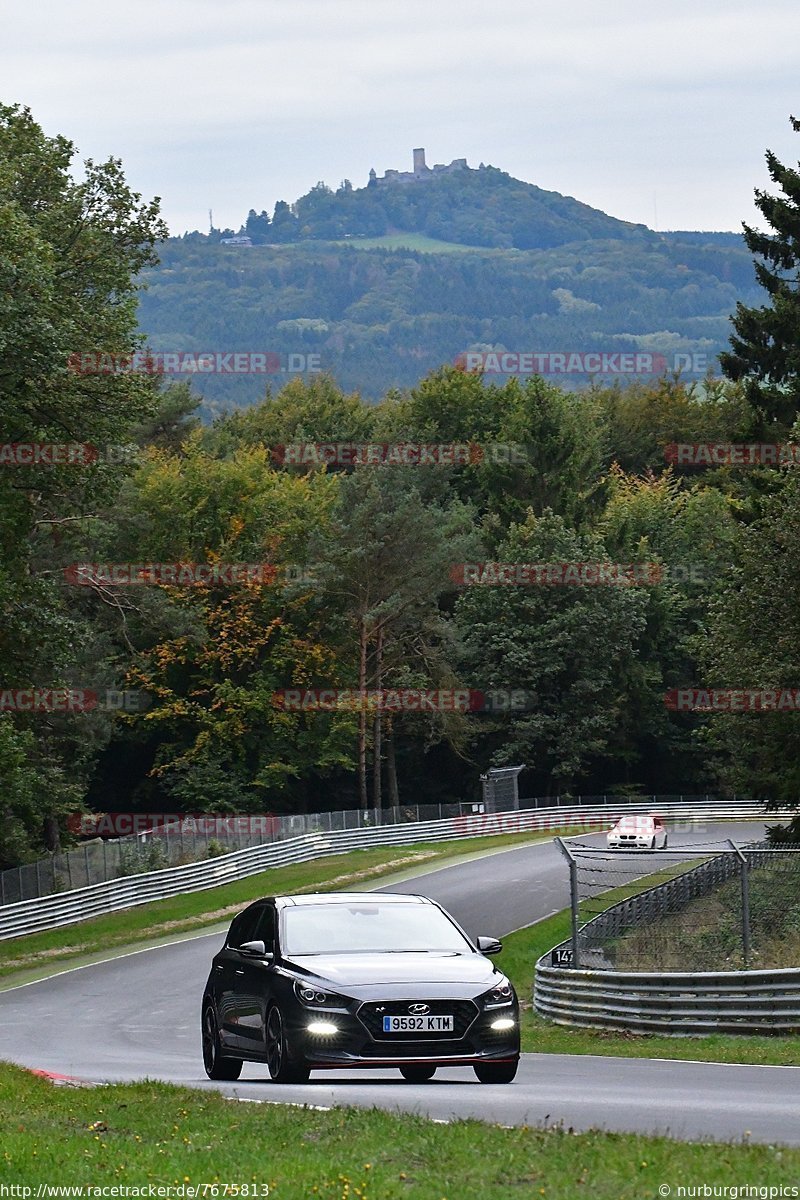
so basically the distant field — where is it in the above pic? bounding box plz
[335,232,492,253]
[246,233,491,253]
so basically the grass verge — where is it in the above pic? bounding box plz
[0,830,563,987]
[0,1062,796,1196]
[497,910,800,1065]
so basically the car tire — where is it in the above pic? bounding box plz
[399,1065,437,1083]
[650,837,656,850]
[663,834,668,848]
[473,1060,518,1084]
[266,1004,310,1084]
[202,1003,242,1081]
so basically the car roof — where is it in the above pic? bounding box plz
[243,892,434,910]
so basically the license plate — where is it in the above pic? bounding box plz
[382,1014,454,1033]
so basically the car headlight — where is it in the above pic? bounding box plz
[481,981,514,1009]
[293,980,346,1008]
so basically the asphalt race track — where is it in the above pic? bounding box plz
[2,820,799,1145]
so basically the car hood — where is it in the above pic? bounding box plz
[285,951,501,988]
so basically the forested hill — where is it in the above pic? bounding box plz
[231,164,652,250]
[136,165,757,413]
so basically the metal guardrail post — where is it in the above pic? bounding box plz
[729,840,751,967]
[555,836,580,969]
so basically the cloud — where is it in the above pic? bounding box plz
[3,0,799,232]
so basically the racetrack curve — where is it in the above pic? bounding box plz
[2,820,799,1145]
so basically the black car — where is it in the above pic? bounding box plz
[201,892,520,1084]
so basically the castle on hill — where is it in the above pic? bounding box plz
[368,148,482,187]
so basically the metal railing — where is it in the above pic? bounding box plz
[0,798,779,941]
[536,840,800,1034]
[534,961,800,1035]
[0,792,736,906]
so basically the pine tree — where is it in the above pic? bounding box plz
[720,116,800,433]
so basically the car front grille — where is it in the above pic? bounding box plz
[357,998,478,1041]
[359,1038,477,1057]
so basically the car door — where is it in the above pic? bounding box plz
[216,906,262,1049]
[230,904,277,1055]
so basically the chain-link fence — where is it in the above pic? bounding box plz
[0,792,744,907]
[557,836,800,971]
[0,800,500,906]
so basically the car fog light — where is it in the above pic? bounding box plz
[490,1017,516,1031]
[307,1021,339,1035]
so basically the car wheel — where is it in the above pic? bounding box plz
[266,1004,310,1084]
[650,837,656,850]
[399,1065,436,1083]
[663,834,668,848]
[474,1060,518,1084]
[202,1003,242,1081]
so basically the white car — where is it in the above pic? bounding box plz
[606,813,668,850]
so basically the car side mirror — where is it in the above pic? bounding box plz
[476,936,502,955]
[239,940,273,960]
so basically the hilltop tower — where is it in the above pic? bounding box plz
[413,147,427,175]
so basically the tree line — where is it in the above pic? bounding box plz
[2,104,800,867]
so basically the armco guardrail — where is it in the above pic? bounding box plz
[535,837,800,1034]
[534,960,800,1035]
[0,799,775,940]
[0,792,730,906]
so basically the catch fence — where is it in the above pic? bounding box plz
[0,793,730,906]
[534,835,800,1034]
[0,799,778,938]
[556,837,800,971]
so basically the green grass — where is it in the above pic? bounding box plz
[334,232,490,253]
[612,860,800,972]
[0,831,565,987]
[497,911,800,1065]
[254,233,487,254]
[0,1062,796,1196]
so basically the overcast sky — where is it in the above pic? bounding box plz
[3,0,799,236]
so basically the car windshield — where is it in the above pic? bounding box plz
[617,817,650,830]
[282,902,474,955]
